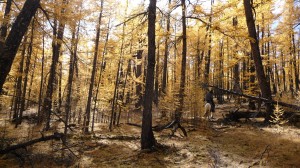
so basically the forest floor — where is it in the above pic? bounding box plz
[0,102,299,168]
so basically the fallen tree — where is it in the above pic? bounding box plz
[127,121,187,137]
[205,84,300,111]
[0,132,64,154]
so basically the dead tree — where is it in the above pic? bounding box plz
[0,132,64,154]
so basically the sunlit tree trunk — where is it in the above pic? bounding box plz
[162,0,171,94]
[141,0,156,150]
[154,41,160,105]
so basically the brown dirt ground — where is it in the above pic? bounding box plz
[0,103,299,168]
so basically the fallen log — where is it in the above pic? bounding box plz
[224,110,300,123]
[0,132,64,154]
[205,84,300,111]
[225,111,266,121]
[127,121,188,137]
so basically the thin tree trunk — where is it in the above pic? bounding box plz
[93,20,110,132]
[162,0,171,94]
[84,0,103,133]
[175,0,187,124]
[154,41,160,105]
[17,20,35,126]
[26,54,37,109]
[13,37,28,121]
[37,20,45,123]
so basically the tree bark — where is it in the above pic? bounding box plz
[42,0,67,130]
[176,0,187,119]
[0,0,41,93]
[84,0,103,133]
[141,0,156,150]
[243,0,273,121]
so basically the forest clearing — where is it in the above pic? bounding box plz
[0,0,300,167]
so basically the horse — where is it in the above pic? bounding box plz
[204,103,213,120]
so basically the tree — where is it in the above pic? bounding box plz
[141,0,156,150]
[42,0,68,129]
[0,0,41,93]
[243,0,273,121]
[84,0,104,133]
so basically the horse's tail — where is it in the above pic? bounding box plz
[204,103,211,117]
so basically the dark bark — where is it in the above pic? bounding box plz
[42,0,67,130]
[243,0,273,121]
[84,0,103,133]
[0,0,41,93]
[141,0,156,150]
[176,0,187,119]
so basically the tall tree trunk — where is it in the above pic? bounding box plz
[26,53,37,109]
[292,33,299,91]
[38,20,45,123]
[17,20,35,126]
[162,0,171,94]
[154,41,160,105]
[43,0,67,130]
[13,36,28,121]
[93,21,109,132]
[135,50,143,110]
[141,0,156,150]
[0,0,41,93]
[204,0,214,84]
[176,0,187,120]
[65,17,81,138]
[243,0,273,121]
[84,0,103,133]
